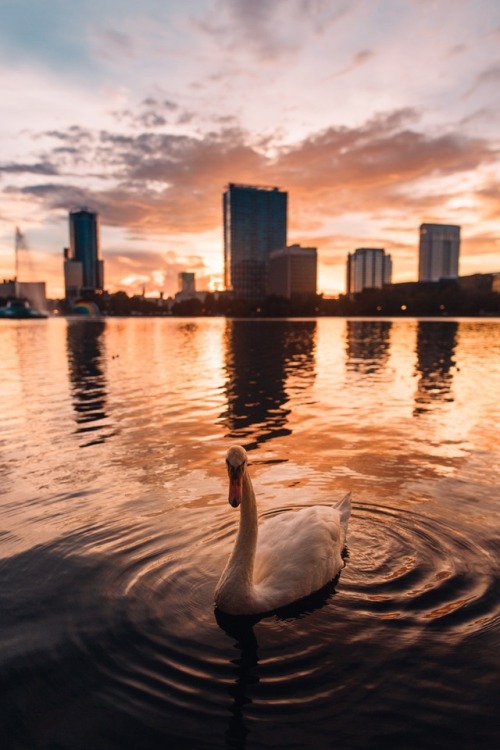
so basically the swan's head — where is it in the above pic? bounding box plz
[226,445,247,508]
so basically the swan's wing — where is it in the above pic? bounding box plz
[253,506,346,598]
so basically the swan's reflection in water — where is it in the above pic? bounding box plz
[216,611,259,750]
[215,580,339,749]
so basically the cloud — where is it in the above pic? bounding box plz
[447,43,467,57]
[13,126,267,233]
[474,179,500,220]
[47,126,93,140]
[459,106,500,128]
[475,61,500,87]
[352,49,375,65]
[192,0,352,61]
[323,48,376,79]
[3,108,499,253]
[275,110,498,224]
[0,161,58,175]
[195,0,295,59]
[111,98,181,129]
[464,61,500,98]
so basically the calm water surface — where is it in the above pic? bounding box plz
[0,317,499,749]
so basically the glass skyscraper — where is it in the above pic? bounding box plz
[64,208,104,300]
[223,183,287,300]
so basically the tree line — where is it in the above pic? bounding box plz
[56,279,499,317]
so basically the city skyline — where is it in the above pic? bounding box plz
[1,1,499,298]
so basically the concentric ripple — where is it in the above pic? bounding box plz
[51,498,498,733]
[1,492,499,748]
[43,507,349,728]
[339,501,500,636]
[54,517,236,727]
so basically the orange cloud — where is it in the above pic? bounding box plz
[12,109,497,231]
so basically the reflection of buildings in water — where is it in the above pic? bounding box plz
[177,321,199,339]
[66,320,110,446]
[221,320,316,447]
[345,320,392,373]
[414,321,458,414]
[175,321,200,360]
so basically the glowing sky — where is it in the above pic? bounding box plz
[1,0,499,298]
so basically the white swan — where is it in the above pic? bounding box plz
[215,445,351,616]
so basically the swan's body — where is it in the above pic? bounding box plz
[215,446,351,616]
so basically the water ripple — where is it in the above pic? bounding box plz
[50,496,496,726]
[341,502,500,635]
[2,318,500,748]
[1,490,499,749]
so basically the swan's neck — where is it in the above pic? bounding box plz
[217,470,258,609]
[230,470,258,582]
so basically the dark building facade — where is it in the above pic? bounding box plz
[64,208,104,301]
[418,223,460,282]
[267,244,317,298]
[223,183,287,300]
[346,248,392,294]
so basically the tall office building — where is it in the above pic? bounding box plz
[178,272,196,295]
[418,223,460,282]
[64,208,104,300]
[346,248,392,294]
[223,183,287,300]
[267,244,317,298]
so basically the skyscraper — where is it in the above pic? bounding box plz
[223,183,287,300]
[418,223,460,282]
[267,244,317,298]
[64,208,104,301]
[178,272,196,295]
[346,248,392,294]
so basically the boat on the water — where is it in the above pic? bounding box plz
[0,298,48,319]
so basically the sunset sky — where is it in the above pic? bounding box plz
[1,0,499,298]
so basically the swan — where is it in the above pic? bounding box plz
[214,445,351,616]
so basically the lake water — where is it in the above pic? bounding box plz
[1,316,499,750]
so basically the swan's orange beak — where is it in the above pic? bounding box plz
[227,463,243,508]
[228,476,242,508]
